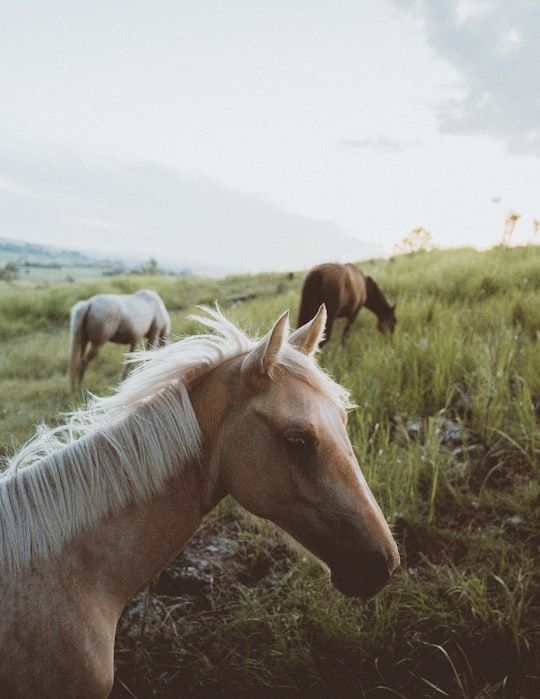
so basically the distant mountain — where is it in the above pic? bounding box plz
[0,237,238,277]
[0,238,118,268]
[0,237,127,273]
[0,232,384,279]
[0,150,384,277]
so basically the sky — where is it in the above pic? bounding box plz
[1,0,539,273]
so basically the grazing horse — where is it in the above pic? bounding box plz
[69,289,171,390]
[0,306,399,699]
[298,262,396,346]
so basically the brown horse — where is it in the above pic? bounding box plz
[0,306,399,698]
[298,263,396,345]
[69,289,171,390]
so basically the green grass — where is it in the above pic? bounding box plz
[1,245,539,697]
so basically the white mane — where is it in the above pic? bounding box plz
[0,307,351,575]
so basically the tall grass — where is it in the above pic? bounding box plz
[1,245,539,697]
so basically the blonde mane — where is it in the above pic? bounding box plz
[0,307,351,575]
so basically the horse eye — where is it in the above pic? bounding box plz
[284,431,318,451]
[286,434,307,446]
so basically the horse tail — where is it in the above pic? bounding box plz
[69,300,90,390]
[297,269,323,328]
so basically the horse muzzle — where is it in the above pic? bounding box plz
[330,549,400,599]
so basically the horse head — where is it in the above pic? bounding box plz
[215,305,400,598]
[366,276,397,334]
[377,301,397,334]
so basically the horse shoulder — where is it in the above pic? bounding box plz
[109,293,159,342]
[0,567,115,698]
[346,266,367,307]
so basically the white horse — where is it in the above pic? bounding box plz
[1,305,399,698]
[69,289,171,389]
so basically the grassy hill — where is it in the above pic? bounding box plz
[1,246,539,697]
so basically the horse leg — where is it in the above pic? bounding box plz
[146,328,159,349]
[341,316,355,344]
[321,312,335,347]
[146,323,168,349]
[73,340,88,390]
[80,342,101,385]
[121,343,136,380]
[341,310,360,345]
[157,324,170,347]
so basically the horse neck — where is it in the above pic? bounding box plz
[61,365,236,606]
[365,280,391,318]
[68,461,210,605]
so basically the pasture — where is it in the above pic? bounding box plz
[1,246,539,697]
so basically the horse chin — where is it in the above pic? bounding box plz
[330,566,392,599]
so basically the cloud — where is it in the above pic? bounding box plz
[342,138,419,153]
[393,0,540,157]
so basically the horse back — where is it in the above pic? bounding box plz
[302,263,366,316]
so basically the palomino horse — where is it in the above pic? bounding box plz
[0,306,399,699]
[69,288,171,390]
[298,262,396,345]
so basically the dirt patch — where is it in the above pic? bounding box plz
[112,515,294,698]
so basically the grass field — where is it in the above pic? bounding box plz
[1,246,539,697]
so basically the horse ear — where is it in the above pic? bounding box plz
[242,310,289,378]
[289,304,326,356]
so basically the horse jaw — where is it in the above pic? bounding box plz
[288,304,326,355]
[242,310,289,378]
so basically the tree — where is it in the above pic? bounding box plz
[0,262,20,281]
[392,227,433,256]
[131,258,162,275]
[501,210,521,246]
